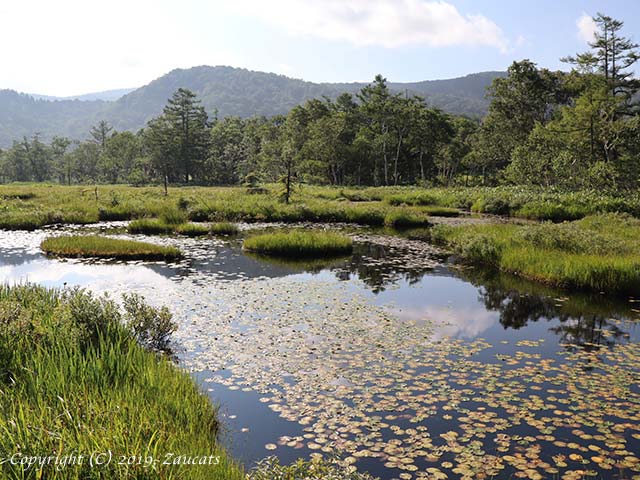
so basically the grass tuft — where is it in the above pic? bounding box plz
[176,222,211,237]
[127,218,174,235]
[384,210,431,229]
[210,222,240,235]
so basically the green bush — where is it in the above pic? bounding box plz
[460,234,503,265]
[160,206,188,225]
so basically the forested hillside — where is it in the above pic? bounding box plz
[0,67,502,146]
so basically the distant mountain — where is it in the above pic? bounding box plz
[28,88,136,102]
[0,66,504,147]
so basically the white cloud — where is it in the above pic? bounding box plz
[0,0,240,96]
[231,0,508,51]
[577,13,597,43]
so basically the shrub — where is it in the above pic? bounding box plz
[460,234,503,265]
[515,201,585,222]
[122,293,177,352]
[434,214,640,294]
[0,212,47,230]
[0,285,243,479]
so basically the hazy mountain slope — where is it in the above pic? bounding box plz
[103,66,343,131]
[0,90,105,146]
[0,66,503,146]
[28,88,136,102]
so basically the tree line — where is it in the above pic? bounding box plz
[1,13,637,195]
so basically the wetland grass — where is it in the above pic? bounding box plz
[243,230,353,258]
[41,235,182,260]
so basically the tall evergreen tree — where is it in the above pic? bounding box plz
[89,121,114,149]
[162,88,210,183]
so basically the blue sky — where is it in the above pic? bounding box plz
[0,0,638,96]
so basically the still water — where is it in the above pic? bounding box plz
[1,225,639,479]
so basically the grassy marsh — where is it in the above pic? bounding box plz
[2,184,640,231]
[41,235,182,260]
[432,213,640,294]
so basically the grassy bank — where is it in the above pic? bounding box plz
[432,213,640,294]
[0,285,243,479]
[41,235,182,260]
[244,230,353,258]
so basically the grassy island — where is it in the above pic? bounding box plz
[41,235,182,260]
[243,230,353,258]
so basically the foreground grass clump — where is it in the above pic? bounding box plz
[41,235,182,260]
[210,221,240,235]
[0,285,243,479]
[432,213,640,294]
[244,230,353,258]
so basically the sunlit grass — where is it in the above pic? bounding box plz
[41,235,182,260]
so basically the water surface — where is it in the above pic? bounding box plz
[1,226,638,479]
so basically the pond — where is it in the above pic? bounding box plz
[1,224,639,480]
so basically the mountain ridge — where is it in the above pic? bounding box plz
[0,66,505,147]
